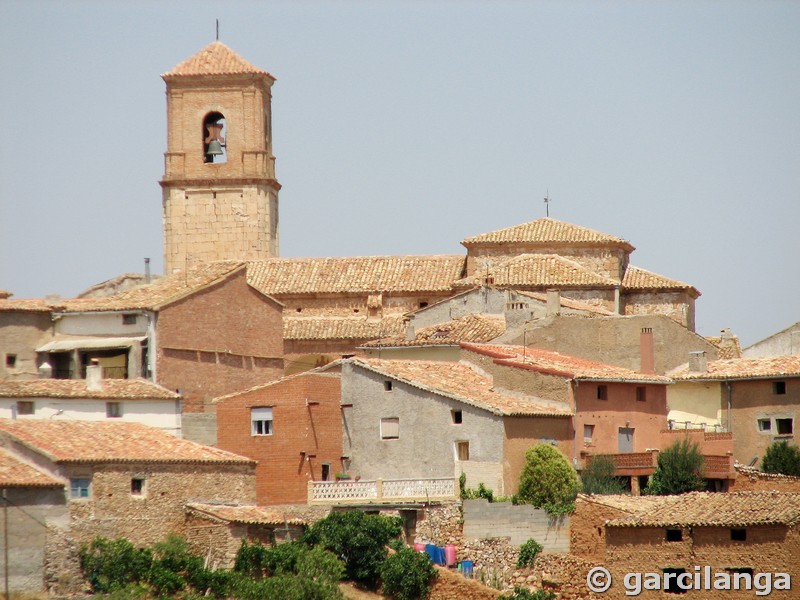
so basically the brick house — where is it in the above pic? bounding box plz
[214,365,343,505]
[0,418,255,594]
[604,492,800,598]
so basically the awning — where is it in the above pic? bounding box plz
[36,336,147,353]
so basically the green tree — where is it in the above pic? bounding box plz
[79,537,152,593]
[580,455,628,495]
[302,510,403,589]
[644,437,706,495]
[517,443,580,512]
[380,547,438,600]
[761,440,800,476]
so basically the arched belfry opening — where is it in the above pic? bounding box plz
[203,112,227,163]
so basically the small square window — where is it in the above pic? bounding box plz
[666,529,683,542]
[451,410,463,424]
[757,418,772,432]
[636,386,646,402]
[131,478,145,496]
[456,441,470,461]
[731,528,747,541]
[419,301,429,309]
[384,380,393,392]
[380,417,400,440]
[16,401,34,416]
[5,354,16,368]
[773,381,787,395]
[251,407,273,436]
[122,313,137,325]
[583,424,595,442]
[106,402,122,418]
[70,478,91,499]
[597,385,608,400]
[776,418,793,435]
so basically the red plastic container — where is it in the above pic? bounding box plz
[444,544,456,566]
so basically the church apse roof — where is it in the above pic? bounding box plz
[453,254,618,289]
[462,217,635,251]
[163,41,274,79]
[622,265,700,297]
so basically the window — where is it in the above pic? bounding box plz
[662,569,688,594]
[384,380,393,391]
[380,417,400,440]
[776,418,793,436]
[122,314,137,325]
[5,354,16,368]
[321,464,331,482]
[106,402,122,418]
[70,478,91,499]
[773,381,787,395]
[636,386,646,402]
[731,528,747,541]
[597,385,608,400]
[666,529,683,542]
[757,418,772,432]
[131,478,145,496]
[251,407,273,436]
[419,301,429,309]
[451,410,463,424]
[583,424,595,442]
[456,441,470,461]
[16,401,34,415]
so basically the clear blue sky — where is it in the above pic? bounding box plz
[1,1,798,347]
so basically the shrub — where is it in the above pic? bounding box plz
[516,538,543,568]
[234,539,271,579]
[762,440,800,476]
[149,535,207,595]
[302,510,402,589]
[380,546,437,600]
[501,587,556,600]
[644,437,706,495]
[78,537,152,593]
[580,454,628,495]
[517,443,580,512]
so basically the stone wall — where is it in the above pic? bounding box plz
[415,502,463,546]
[462,499,570,551]
[0,310,51,379]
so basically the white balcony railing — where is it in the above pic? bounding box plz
[307,478,457,505]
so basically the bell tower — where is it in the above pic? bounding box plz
[160,41,280,273]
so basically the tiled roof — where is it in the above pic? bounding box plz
[576,493,668,514]
[705,333,742,360]
[0,298,62,312]
[622,266,700,297]
[608,491,800,527]
[350,358,572,417]
[515,291,616,316]
[453,254,617,289]
[0,378,179,400]
[462,218,634,250]
[284,316,405,341]
[462,343,671,383]
[671,355,800,380]
[0,449,63,488]
[0,420,254,465]
[163,41,273,79]
[187,503,309,525]
[247,256,465,295]
[735,464,800,483]
[58,262,251,312]
[360,314,506,348]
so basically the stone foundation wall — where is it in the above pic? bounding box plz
[415,502,463,546]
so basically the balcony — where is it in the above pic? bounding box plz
[307,478,457,505]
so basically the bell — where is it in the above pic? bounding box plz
[206,140,224,156]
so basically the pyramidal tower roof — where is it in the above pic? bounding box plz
[461,217,634,251]
[163,41,273,79]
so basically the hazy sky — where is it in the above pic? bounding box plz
[1,1,798,347]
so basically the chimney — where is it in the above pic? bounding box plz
[38,361,53,379]
[546,289,561,317]
[688,351,707,373]
[144,257,151,284]
[86,359,103,391]
[640,327,655,374]
[405,321,416,341]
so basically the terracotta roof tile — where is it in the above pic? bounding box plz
[247,256,465,295]
[462,218,634,250]
[0,449,63,488]
[515,291,615,316]
[0,419,254,465]
[284,316,405,341]
[0,378,179,400]
[622,266,700,297]
[463,343,671,383]
[705,332,742,360]
[671,355,800,380]
[187,503,309,525]
[454,254,617,289]
[608,491,800,527]
[360,314,506,348]
[163,41,273,79]
[0,298,63,312]
[351,358,572,417]
[576,493,668,514]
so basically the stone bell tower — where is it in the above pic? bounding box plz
[161,41,280,273]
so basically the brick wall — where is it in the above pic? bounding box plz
[216,370,342,505]
[156,269,284,412]
[570,497,630,563]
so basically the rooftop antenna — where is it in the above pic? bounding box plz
[544,189,552,217]
[216,19,220,41]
